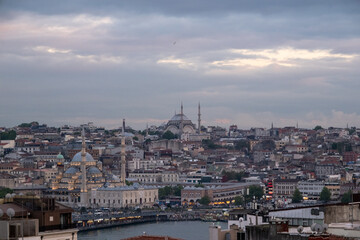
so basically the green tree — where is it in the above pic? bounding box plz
[173,185,183,196]
[320,187,331,202]
[0,187,13,198]
[195,183,205,188]
[314,125,323,130]
[202,139,218,149]
[199,196,211,205]
[125,180,133,186]
[245,185,263,202]
[341,190,353,204]
[292,188,303,203]
[0,130,16,140]
[234,196,244,206]
[235,140,249,151]
[162,131,176,140]
[222,170,246,182]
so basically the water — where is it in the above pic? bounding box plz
[78,221,228,240]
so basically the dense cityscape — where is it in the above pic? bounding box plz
[1,0,360,239]
[1,108,360,239]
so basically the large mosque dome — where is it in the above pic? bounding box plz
[71,152,95,162]
[165,111,196,135]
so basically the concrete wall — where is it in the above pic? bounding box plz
[324,204,360,224]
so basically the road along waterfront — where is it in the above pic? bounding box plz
[78,221,228,240]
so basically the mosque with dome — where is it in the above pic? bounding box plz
[164,103,200,135]
[49,126,158,208]
[52,152,116,191]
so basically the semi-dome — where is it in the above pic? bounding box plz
[71,152,95,162]
[88,166,101,174]
[64,167,79,174]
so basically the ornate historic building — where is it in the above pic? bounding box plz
[164,103,200,135]
[51,130,120,193]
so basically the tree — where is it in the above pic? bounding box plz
[0,187,13,198]
[222,170,247,182]
[195,183,205,188]
[292,188,303,203]
[0,130,16,140]
[234,196,244,206]
[199,196,211,205]
[235,140,249,151]
[320,187,331,202]
[125,180,133,186]
[173,185,183,196]
[314,125,323,131]
[162,131,176,140]
[158,185,183,199]
[245,185,263,202]
[341,190,353,204]
[202,139,218,149]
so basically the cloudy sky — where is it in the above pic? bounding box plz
[1,0,360,130]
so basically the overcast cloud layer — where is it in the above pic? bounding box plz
[1,0,360,130]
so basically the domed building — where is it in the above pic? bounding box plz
[52,136,120,193]
[164,103,197,135]
[52,151,106,191]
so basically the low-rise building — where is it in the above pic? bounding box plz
[273,179,299,199]
[89,184,158,208]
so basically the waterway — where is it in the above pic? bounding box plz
[78,221,228,240]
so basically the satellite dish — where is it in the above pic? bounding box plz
[315,224,324,233]
[0,209,3,218]
[311,223,323,233]
[239,217,244,222]
[323,224,328,232]
[6,208,15,219]
[311,223,317,231]
[297,226,304,233]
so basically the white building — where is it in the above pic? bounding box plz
[297,180,324,199]
[89,184,158,208]
[129,171,179,183]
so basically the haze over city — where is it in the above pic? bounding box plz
[1,0,360,129]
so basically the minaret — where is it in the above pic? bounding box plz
[80,128,88,206]
[146,123,149,137]
[121,119,126,186]
[198,102,201,134]
[179,102,184,136]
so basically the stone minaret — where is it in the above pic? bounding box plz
[121,119,126,186]
[179,102,184,136]
[198,102,201,134]
[80,128,88,206]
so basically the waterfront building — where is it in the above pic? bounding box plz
[181,183,257,205]
[129,171,179,183]
[89,183,158,208]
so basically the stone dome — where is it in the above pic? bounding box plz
[88,166,101,174]
[64,167,79,174]
[71,152,95,162]
[170,113,190,121]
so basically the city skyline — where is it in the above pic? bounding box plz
[1,0,360,129]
